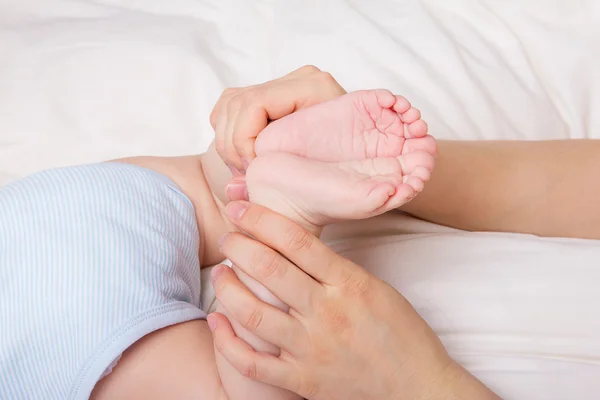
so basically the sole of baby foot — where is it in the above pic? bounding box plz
[255,89,435,162]
[245,152,433,231]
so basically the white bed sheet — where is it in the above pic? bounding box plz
[1,1,600,399]
[1,0,599,185]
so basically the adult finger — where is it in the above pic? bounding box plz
[229,81,306,166]
[224,201,359,286]
[223,98,246,171]
[211,264,303,350]
[220,232,321,315]
[213,88,249,171]
[233,71,346,163]
[261,74,345,120]
[209,312,299,392]
[213,92,233,165]
[231,100,266,168]
[210,87,239,130]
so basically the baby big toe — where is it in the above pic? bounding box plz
[403,135,437,157]
[398,151,435,176]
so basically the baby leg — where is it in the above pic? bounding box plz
[214,150,431,399]
[213,266,299,400]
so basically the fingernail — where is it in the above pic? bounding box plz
[211,264,225,284]
[225,182,247,202]
[226,201,249,221]
[207,314,217,332]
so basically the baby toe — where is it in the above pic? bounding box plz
[373,89,396,108]
[392,95,411,114]
[361,181,397,213]
[410,166,432,183]
[403,175,425,193]
[406,119,428,138]
[401,107,421,124]
[403,135,437,156]
[375,183,415,212]
[397,151,435,176]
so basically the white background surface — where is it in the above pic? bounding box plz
[1,1,600,399]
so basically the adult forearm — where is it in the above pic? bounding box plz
[402,140,600,239]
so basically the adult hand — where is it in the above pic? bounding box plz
[208,202,499,400]
[210,65,346,174]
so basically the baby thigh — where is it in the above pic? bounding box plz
[91,320,226,400]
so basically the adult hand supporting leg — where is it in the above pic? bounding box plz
[211,201,500,400]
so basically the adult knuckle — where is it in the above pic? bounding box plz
[284,226,314,252]
[336,261,356,286]
[341,270,373,301]
[216,88,237,109]
[243,304,264,332]
[227,92,243,113]
[238,101,263,124]
[252,249,282,281]
[317,70,335,83]
[222,87,239,98]
[240,87,265,106]
[299,64,321,74]
[240,358,258,380]
[314,71,345,97]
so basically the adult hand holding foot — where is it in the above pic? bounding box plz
[210,65,346,174]
[204,64,347,202]
[209,201,500,400]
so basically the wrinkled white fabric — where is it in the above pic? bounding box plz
[1,0,598,187]
[322,213,600,400]
[1,1,599,399]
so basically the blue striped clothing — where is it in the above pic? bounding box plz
[0,163,207,399]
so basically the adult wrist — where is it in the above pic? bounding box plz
[382,347,456,400]
[426,361,501,400]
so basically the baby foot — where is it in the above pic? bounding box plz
[255,89,436,163]
[228,89,436,211]
[246,151,433,233]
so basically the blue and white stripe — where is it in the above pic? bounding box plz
[0,162,206,399]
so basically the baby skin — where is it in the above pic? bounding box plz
[211,89,436,399]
